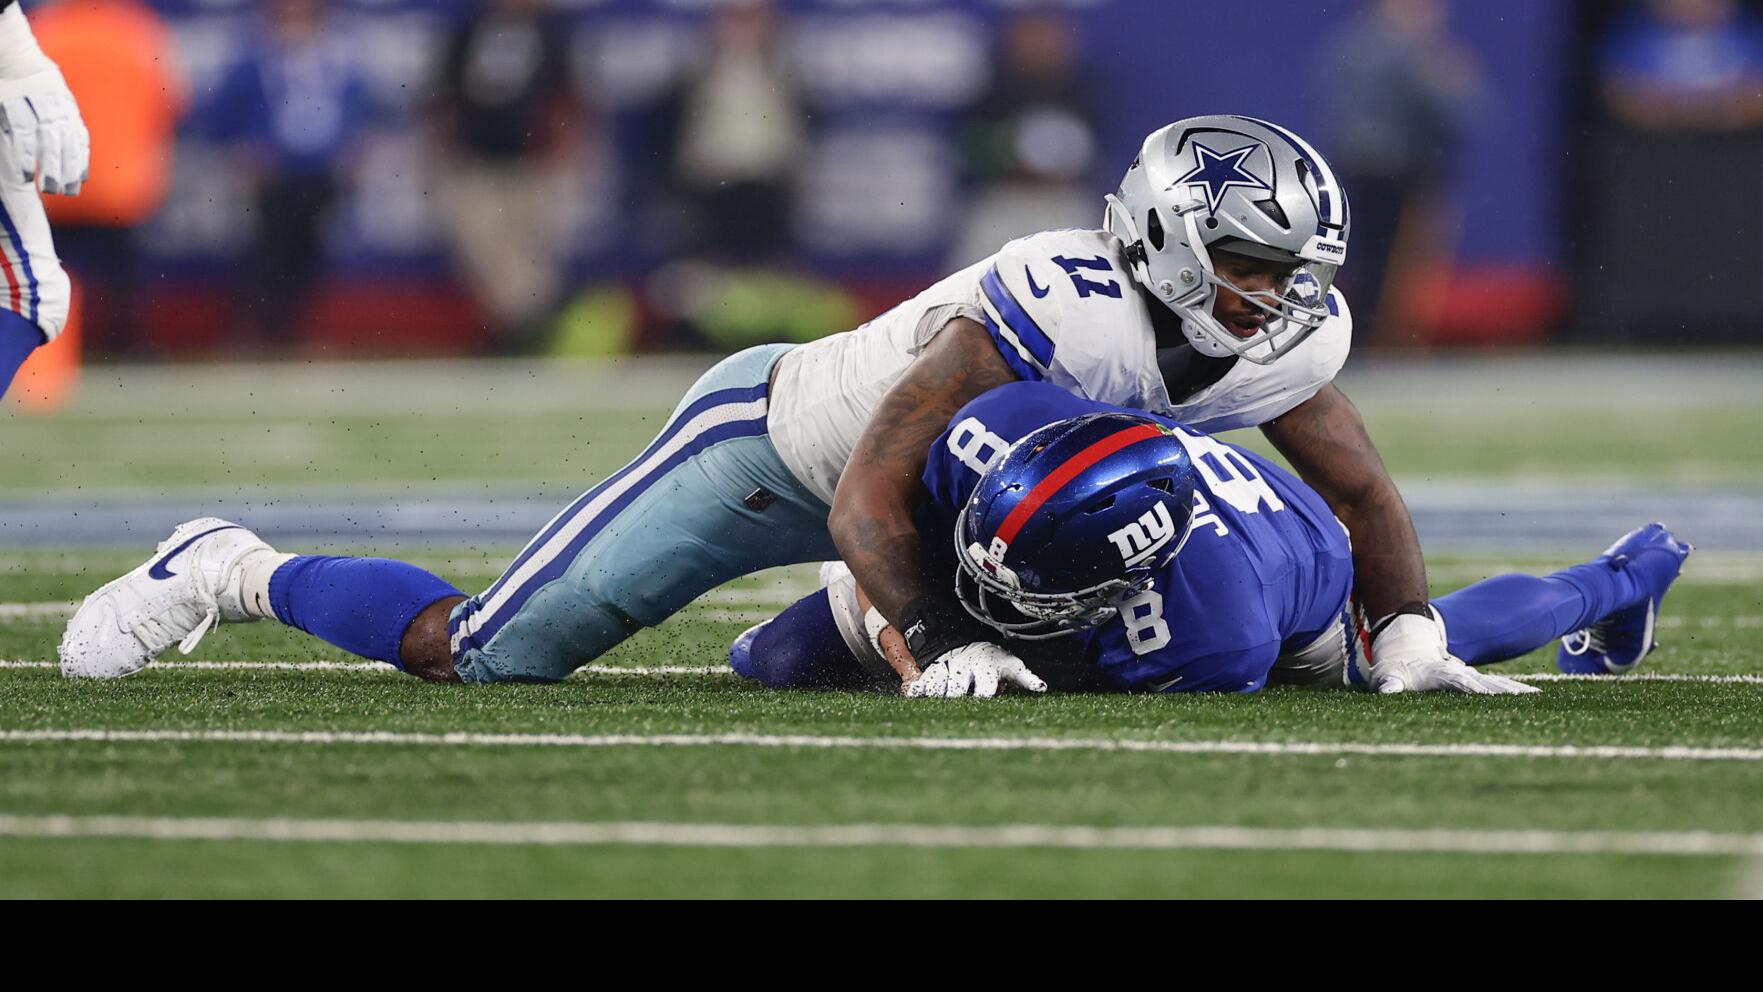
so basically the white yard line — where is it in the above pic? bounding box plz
[11,563,1762,584]
[0,660,730,675]
[0,813,1757,857]
[1656,615,1763,630]
[1734,857,1763,899]
[0,601,771,625]
[7,658,1762,684]
[10,597,1763,630]
[699,587,823,607]
[0,659,390,672]
[1422,560,1763,587]
[0,602,79,619]
[2,728,1760,761]
[692,609,771,624]
[1517,673,1763,685]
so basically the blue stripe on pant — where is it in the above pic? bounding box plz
[0,197,39,324]
[448,344,838,683]
[471,380,771,614]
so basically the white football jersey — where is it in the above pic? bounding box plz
[766,228,1350,505]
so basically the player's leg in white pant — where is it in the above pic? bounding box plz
[0,161,69,341]
[0,152,69,397]
[446,344,838,683]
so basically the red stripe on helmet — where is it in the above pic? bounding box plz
[995,423,1166,545]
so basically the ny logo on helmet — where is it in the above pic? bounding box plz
[1107,501,1178,567]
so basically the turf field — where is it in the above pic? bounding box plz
[3,354,1762,898]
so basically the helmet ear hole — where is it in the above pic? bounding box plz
[1254,197,1289,228]
[1145,210,1165,252]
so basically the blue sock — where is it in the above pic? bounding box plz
[732,588,869,689]
[0,308,44,399]
[1435,561,1641,667]
[268,556,463,668]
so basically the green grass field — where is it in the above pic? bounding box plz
[3,355,1762,898]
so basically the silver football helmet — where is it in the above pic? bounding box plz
[1103,115,1350,365]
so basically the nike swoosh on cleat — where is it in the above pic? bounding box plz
[147,525,242,580]
[1025,266,1051,298]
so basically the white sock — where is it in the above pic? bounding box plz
[234,550,297,621]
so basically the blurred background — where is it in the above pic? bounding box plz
[7,0,1763,562]
[20,0,1763,366]
[6,0,1761,902]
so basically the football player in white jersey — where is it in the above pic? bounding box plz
[814,116,1447,693]
[0,0,86,397]
[61,115,1455,695]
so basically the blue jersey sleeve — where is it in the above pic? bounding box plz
[922,382,1113,512]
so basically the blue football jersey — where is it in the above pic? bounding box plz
[923,381,1355,693]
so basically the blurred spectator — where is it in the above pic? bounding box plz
[1600,0,1763,132]
[1577,0,1763,342]
[949,10,1100,268]
[206,0,371,350]
[658,0,805,265]
[34,0,186,357]
[433,0,585,354]
[1321,0,1482,346]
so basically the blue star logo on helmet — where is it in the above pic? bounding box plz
[1172,140,1272,214]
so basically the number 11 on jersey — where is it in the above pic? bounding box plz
[1052,255,1123,299]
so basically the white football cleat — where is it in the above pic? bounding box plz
[59,517,274,679]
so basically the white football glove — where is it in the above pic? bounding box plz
[0,7,89,195]
[0,82,88,194]
[904,641,1048,699]
[1369,610,1539,695]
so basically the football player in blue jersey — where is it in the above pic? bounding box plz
[729,382,1693,697]
[62,116,1467,693]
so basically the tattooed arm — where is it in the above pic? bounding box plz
[1259,382,1428,622]
[829,317,1017,632]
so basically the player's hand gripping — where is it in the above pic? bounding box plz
[1369,609,1538,695]
[884,594,1048,699]
[904,641,1048,699]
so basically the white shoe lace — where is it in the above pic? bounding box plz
[1561,625,1608,657]
[127,579,222,657]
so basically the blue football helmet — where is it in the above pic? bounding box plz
[954,413,1199,639]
